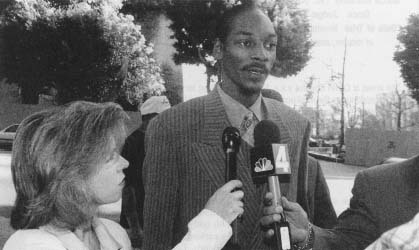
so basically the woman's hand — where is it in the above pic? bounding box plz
[204,180,244,224]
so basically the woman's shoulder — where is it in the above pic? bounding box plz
[3,229,65,250]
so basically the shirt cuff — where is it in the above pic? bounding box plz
[175,209,232,250]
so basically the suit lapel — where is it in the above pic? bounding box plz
[191,143,225,189]
[263,99,293,147]
[192,90,230,189]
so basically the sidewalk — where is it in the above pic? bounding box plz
[319,160,366,215]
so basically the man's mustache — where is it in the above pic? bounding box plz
[242,63,269,74]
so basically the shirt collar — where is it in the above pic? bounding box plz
[216,84,263,128]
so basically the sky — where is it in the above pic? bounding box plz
[182,0,419,114]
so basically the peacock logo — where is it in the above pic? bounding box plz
[254,157,273,172]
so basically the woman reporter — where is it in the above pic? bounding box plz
[4,101,244,250]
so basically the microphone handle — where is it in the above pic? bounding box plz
[267,176,281,207]
[268,176,292,250]
[225,150,240,247]
[225,149,237,180]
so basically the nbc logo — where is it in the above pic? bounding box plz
[254,157,273,172]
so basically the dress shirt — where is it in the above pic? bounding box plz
[216,84,262,146]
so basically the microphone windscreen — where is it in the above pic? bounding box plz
[254,120,281,147]
[222,127,241,151]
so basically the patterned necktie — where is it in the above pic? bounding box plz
[240,112,259,146]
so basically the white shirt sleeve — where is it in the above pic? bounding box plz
[172,209,232,250]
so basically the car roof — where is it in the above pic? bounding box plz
[1,124,19,132]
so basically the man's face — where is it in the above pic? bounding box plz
[219,9,277,95]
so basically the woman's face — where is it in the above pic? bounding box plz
[87,138,128,205]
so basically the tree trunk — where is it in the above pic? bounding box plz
[339,39,347,151]
[397,111,402,131]
[315,88,320,137]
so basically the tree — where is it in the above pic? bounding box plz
[300,106,316,125]
[327,96,360,137]
[165,0,313,92]
[303,75,315,106]
[0,0,164,105]
[300,105,326,138]
[394,14,419,103]
[325,99,343,139]
[361,110,382,131]
[346,96,359,129]
[329,95,369,131]
[322,103,340,140]
[165,0,227,93]
[376,87,417,131]
[0,0,13,14]
[120,0,169,42]
[303,75,325,137]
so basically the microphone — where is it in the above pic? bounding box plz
[222,127,241,248]
[250,120,292,250]
[222,127,241,181]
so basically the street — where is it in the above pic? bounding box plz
[0,151,14,248]
[0,151,365,247]
[320,160,365,215]
[0,152,13,215]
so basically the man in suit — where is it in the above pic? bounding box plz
[119,95,171,248]
[262,155,419,249]
[142,4,315,249]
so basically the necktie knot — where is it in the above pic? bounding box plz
[240,112,259,146]
[240,113,255,132]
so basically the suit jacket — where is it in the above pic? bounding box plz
[304,156,337,229]
[142,89,311,250]
[120,128,146,228]
[313,154,419,250]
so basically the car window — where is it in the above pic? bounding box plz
[5,125,18,133]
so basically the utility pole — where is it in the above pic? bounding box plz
[315,87,321,137]
[361,102,365,129]
[339,38,347,151]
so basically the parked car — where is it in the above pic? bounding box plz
[0,123,19,150]
[309,138,318,147]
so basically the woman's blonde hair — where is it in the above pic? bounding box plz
[10,101,129,230]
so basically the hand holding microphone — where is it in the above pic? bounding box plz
[251,120,313,249]
[205,180,244,224]
[261,194,310,246]
[250,120,293,250]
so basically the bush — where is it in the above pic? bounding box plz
[0,0,164,105]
